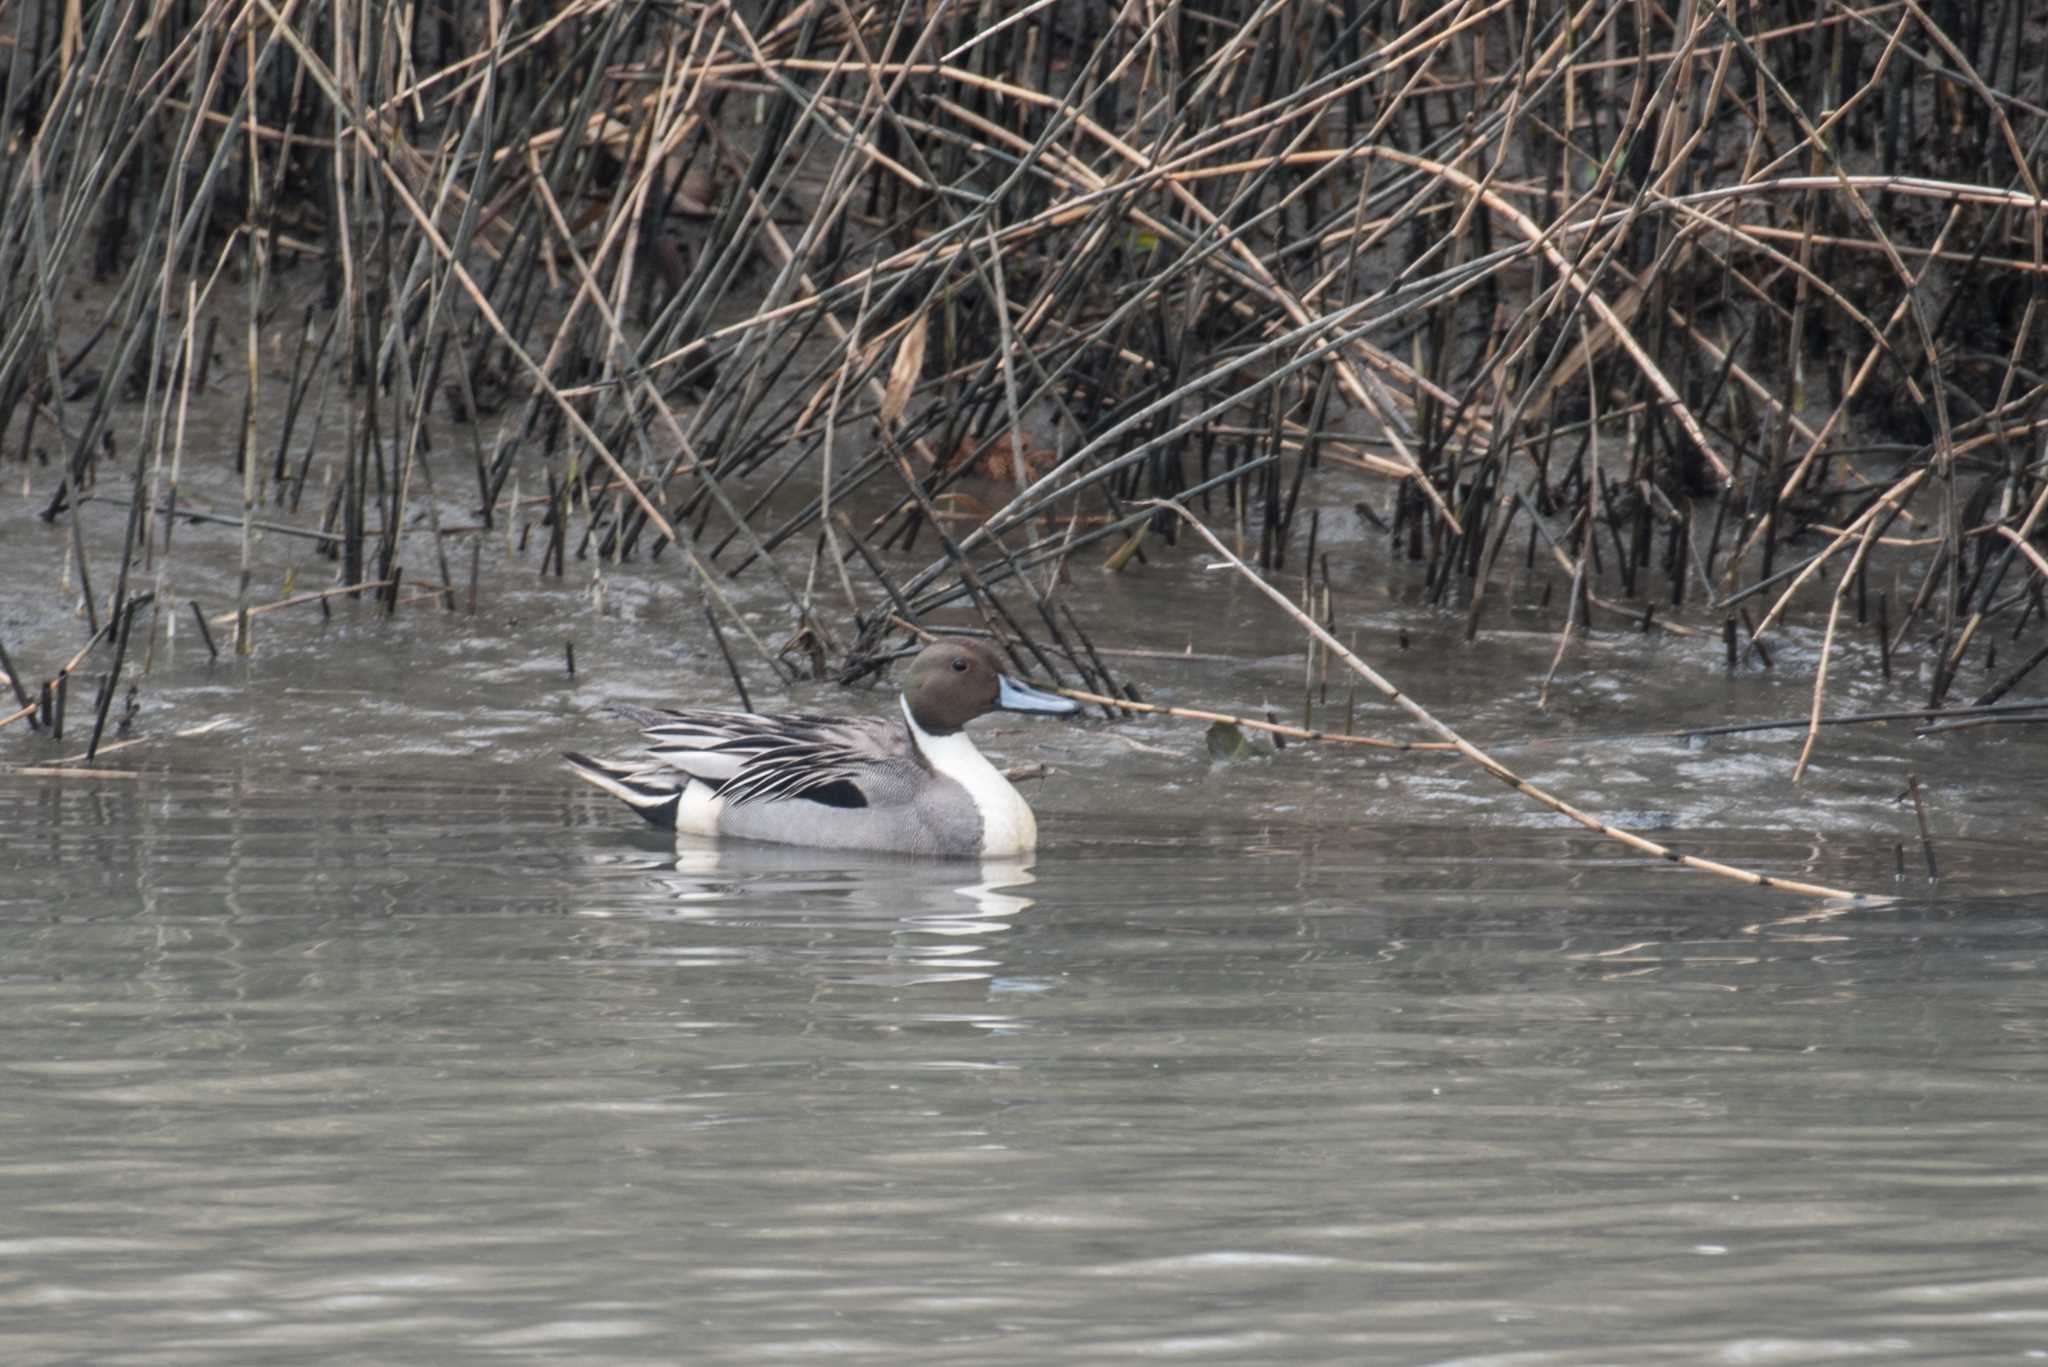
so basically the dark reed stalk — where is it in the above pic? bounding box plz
[1905,774,1939,882]
[0,632,37,728]
[188,601,220,662]
[1739,609,1772,670]
[1877,591,1893,682]
[84,594,151,763]
[703,602,753,714]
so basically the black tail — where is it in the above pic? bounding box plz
[564,751,682,831]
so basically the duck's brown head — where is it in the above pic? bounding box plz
[901,638,1080,736]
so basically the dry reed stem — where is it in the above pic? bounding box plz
[1792,510,1890,782]
[1056,687,1454,753]
[1150,500,1862,902]
[1753,470,1930,641]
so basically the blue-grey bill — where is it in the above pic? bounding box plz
[997,674,1081,714]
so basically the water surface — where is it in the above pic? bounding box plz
[5,765,2045,1365]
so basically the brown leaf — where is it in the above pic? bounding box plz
[879,311,927,431]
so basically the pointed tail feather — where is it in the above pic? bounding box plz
[564,751,682,831]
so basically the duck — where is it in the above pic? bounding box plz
[566,637,1081,857]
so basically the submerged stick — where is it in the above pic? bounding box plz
[1148,501,1862,902]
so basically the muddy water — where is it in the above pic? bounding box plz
[8,473,2048,1361]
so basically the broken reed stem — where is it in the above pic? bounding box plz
[1056,687,1452,753]
[1149,501,1862,902]
[204,579,396,625]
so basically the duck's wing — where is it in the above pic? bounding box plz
[614,704,896,810]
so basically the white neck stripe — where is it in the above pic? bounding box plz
[902,696,1037,856]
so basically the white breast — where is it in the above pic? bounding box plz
[903,698,1037,856]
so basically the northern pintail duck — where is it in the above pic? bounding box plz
[566,638,1080,857]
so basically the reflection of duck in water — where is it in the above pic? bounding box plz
[576,845,1042,993]
[660,845,1043,929]
[568,639,1079,857]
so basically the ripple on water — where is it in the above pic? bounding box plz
[1,769,2046,1363]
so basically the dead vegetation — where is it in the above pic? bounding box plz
[2,0,2046,793]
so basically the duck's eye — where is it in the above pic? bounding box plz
[951,657,969,672]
